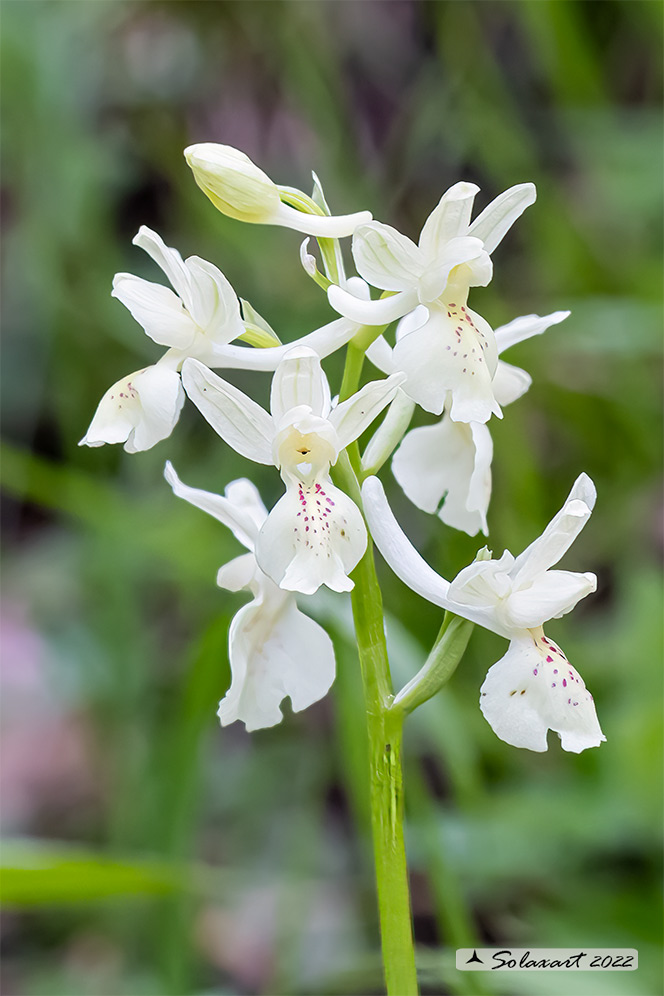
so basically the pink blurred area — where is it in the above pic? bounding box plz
[1,602,98,833]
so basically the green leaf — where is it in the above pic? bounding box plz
[0,838,230,907]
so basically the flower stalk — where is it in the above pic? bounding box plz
[335,348,418,994]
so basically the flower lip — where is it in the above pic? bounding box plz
[479,630,605,753]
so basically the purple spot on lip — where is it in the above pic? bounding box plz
[562,679,567,687]
[546,655,553,662]
[533,668,538,675]
[552,682,556,687]
[553,669,558,674]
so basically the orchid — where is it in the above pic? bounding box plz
[362,473,605,752]
[328,181,536,421]
[185,143,372,237]
[79,225,245,452]
[80,144,605,995]
[80,225,362,452]
[165,464,335,730]
[382,311,571,535]
[181,347,405,594]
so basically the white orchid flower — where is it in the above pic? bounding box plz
[328,181,536,421]
[184,143,371,237]
[80,226,363,453]
[165,464,335,731]
[387,311,570,535]
[181,348,405,594]
[362,473,605,753]
[80,226,246,452]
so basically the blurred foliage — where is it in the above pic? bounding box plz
[1,1,662,994]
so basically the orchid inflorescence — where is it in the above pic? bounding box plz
[81,143,605,753]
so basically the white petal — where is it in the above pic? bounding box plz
[164,462,264,549]
[274,202,373,238]
[393,417,492,535]
[80,366,184,453]
[392,421,446,511]
[480,632,605,753]
[181,358,274,464]
[327,285,419,326]
[447,550,516,608]
[270,347,331,422]
[111,274,196,349]
[132,226,196,314]
[511,473,597,584]
[492,360,532,406]
[256,477,366,595]
[365,335,397,375]
[224,479,269,534]
[464,423,494,532]
[328,373,406,449]
[467,183,537,255]
[184,256,245,345]
[495,310,570,353]
[418,182,480,257]
[395,304,430,342]
[352,223,424,291]
[216,553,258,593]
[218,596,335,731]
[505,570,597,629]
[417,236,486,303]
[206,316,359,371]
[391,417,471,515]
[464,250,494,288]
[391,303,500,420]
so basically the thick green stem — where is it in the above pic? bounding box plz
[335,452,418,995]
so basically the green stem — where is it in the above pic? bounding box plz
[335,451,418,995]
[339,342,365,402]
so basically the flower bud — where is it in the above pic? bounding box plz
[185,143,372,237]
[184,143,281,223]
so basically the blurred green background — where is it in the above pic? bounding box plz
[1,1,662,994]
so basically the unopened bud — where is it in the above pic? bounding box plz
[184,143,281,223]
[185,143,372,237]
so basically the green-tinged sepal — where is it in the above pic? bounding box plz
[391,612,474,716]
[239,300,281,348]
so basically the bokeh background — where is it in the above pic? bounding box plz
[1,1,662,994]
